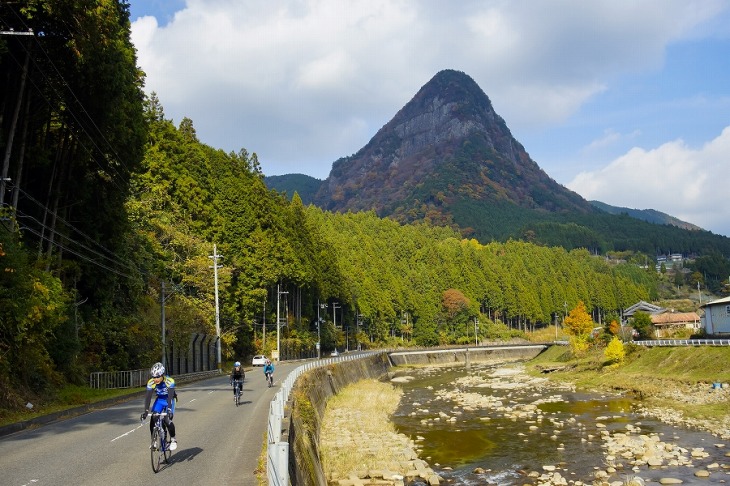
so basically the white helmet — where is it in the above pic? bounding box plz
[150,362,165,378]
[234,361,241,367]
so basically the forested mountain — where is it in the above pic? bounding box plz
[265,173,322,205]
[589,201,702,231]
[269,70,730,256]
[0,1,710,413]
[313,69,594,223]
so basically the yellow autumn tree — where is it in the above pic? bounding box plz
[563,301,594,357]
[563,301,594,337]
[604,336,626,365]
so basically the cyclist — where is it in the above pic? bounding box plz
[230,361,244,401]
[140,362,178,450]
[263,359,275,387]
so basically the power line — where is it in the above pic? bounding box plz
[15,209,140,278]
[9,183,142,274]
[15,221,136,280]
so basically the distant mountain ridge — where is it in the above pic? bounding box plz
[265,174,321,205]
[266,69,729,255]
[589,201,702,231]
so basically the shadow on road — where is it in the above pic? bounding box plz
[169,446,203,464]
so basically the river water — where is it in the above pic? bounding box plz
[390,363,729,485]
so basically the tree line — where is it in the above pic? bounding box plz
[1,0,656,410]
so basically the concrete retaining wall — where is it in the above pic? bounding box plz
[389,345,546,366]
[285,353,392,485]
[283,345,547,485]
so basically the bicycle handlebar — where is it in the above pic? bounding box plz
[141,411,169,423]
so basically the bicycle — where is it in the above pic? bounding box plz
[265,371,274,388]
[232,379,242,406]
[147,411,172,472]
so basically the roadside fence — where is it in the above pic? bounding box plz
[633,338,730,347]
[89,369,220,389]
[267,352,377,486]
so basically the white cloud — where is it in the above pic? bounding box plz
[568,126,730,237]
[130,0,730,184]
[583,129,642,153]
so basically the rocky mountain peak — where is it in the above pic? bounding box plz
[313,69,594,230]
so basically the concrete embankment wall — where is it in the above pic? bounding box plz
[284,345,547,485]
[285,353,392,486]
[388,345,546,366]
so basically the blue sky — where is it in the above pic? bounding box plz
[128,1,730,238]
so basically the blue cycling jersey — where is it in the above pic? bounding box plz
[145,376,176,414]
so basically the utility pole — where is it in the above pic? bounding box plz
[698,281,702,304]
[276,285,288,362]
[332,302,341,352]
[332,302,340,328]
[474,317,479,346]
[161,281,167,367]
[317,300,326,359]
[262,294,266,351]
[209,245,223,371]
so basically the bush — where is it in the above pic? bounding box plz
[569,335,590,357]
[604,336,625,365]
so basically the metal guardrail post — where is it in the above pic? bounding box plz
[269,395,282,444]
[633,338,730,347]
[267,442,289,486]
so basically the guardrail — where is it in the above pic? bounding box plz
[267,352,378,486]
[633,339,730,347]
[89,369,220,389]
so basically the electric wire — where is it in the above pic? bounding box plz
[10,183,141,273]
[15,222,135,280]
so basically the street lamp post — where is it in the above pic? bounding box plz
[276,285,288,362]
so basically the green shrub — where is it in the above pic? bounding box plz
[604,336,625,365]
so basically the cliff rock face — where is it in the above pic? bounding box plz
[313,69,593,227]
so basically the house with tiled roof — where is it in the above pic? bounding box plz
[623,301,665,320]
[650,311,701,337]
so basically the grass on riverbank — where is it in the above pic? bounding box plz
[320,379,404,480]
[526,343,730,423]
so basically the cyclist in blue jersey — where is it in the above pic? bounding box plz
[141,362,178,450]
[263,359,274,387]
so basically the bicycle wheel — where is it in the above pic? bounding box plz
[163,428,171,464]
[235,387,240,406]
[151,427,162,473]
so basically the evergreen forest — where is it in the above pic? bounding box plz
[0,0,690,412]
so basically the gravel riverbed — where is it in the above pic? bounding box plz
[321,364,730,486]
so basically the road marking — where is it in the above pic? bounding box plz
[111,421,145,442]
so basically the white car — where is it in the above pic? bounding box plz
[330,349,339,357]
[252,355,267,366]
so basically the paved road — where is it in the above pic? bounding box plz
[0,362,297,486]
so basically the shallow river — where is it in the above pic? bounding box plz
[390,363,730,485]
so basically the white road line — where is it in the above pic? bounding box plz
[111,421,145,442]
